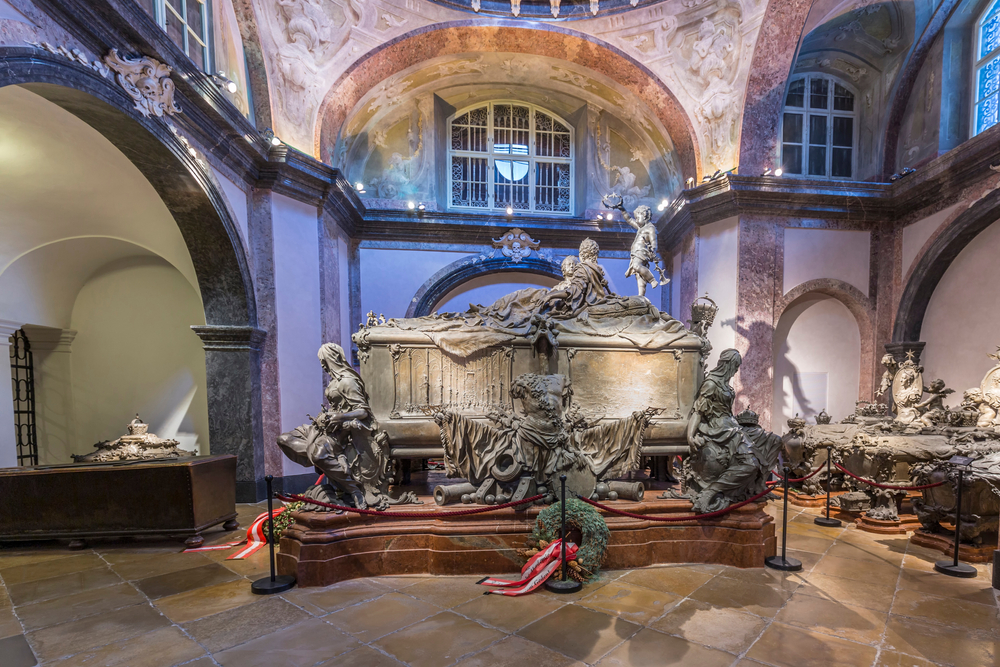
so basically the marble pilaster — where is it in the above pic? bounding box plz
[191,325,267,502]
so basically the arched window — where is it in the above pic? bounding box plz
[449,103,573,214]
[781,74,856,179]
[975,0,1000,135]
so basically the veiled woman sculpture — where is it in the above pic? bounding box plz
[277,343,419,511]
[684,349,779,513]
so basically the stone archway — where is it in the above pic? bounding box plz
[0,47,266,497]
[407,255,563,318]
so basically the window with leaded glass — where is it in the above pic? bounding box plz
[138,0,211,72]
[449,103,573,214]
[975,0,1000,135]
[781,74,856,180]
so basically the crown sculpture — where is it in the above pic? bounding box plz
[72,415,195,463]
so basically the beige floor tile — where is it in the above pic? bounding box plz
[901,554,938,572]
[595,627,736,667]
[325,592,441,642]
[368,575,430,590]
[107,551,215,581]
[0,553,107,585]
[182,597,311,653]
[577,581,681,625]
[811,553,904,585]
[214,617,359,666]
[532,573,616,603]
[281,577,388,615]
[517,603,640,662]
[0,548,81,571]
[875,649,939,667]
[46,625,205,667]
[826,541,906,566]
[895,569,997,606]
[0,606,23,639]
[616,565,715,597]
[715,566,806,592]
[133,562,241,600]
[401,576,490,610]
[452,635,586,667]
[321,646,404,666]
[15,582,145,631]
[733,660,774,667]
[883,614,1000,667]
[374,611,504,667]
[785,548,825,571]
[25,602,169,662]
[798,572,897,612]
[154,578,260,624]
[452,590,564,633]
[687,575,796,618]
[7,566,122,606]
[775,592,888,645]
[775,533,836,555]
[746,621,878,667]
[651,598,768,654]
[891,588,1000,634]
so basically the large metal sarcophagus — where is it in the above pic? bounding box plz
[355,327,706,458]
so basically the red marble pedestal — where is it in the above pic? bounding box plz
[277,499,776,587]
[910,529,996,563]
[771,488,847,509]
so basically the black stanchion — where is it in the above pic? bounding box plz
[814,446,842,528]
[765,465,802,572]
[252,475,296,594]
[934,467,977,578]
[545,474,582,594]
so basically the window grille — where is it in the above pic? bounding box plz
[138,0,211,72]
[781,74,857,180]
[449,103,573,214]
[9,329,37,466]
[975,0,1000,135]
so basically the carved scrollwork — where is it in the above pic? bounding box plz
[103,49,180,118]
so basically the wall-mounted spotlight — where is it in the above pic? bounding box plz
[417,203,426,211]
[355,182,366,195]
[685,177,695,189]
[505,206,513,216]
[605,213,614,221]
[407,201,416,210]
[762,168,785,177]
[211,71,238,94]
[262,128,282,147]
[657,198,669,212]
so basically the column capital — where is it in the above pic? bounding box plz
[0,319,24,341]
[191,325,266,351]
[21,326,77,353]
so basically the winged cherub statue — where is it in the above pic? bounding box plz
[602,193,668,298]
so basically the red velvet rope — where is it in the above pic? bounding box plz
[577,481,779,522]
[275,492,544,518]
[833,462,945,491]
[772,465,824,484]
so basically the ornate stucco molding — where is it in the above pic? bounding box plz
[103,49,181,118]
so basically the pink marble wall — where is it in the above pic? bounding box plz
[316,23,700,181]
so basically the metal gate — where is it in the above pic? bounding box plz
[10,329,38,466]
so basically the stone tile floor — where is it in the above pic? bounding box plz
[0,501,997,667]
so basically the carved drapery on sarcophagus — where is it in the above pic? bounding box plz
[389,345,514,419]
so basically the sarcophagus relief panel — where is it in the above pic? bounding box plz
[390,344,513,418]
[565,348,683,420]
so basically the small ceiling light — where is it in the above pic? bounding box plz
[505,206,513,216]
[417,203,426,211]
[355,182,364,191]
[211,71,238,94]
[407,201,416,210]
[775,168,783,177]
[605,213,613,221]
[685,177,695,188]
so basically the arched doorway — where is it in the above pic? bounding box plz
[0,49,265,497]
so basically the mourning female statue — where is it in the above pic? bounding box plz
[277,343,419,511]
[683,349,781,513]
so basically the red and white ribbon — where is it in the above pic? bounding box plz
[477,539,579,596]
[183,508,285,560]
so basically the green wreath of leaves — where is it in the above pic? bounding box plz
[527,499,609,581]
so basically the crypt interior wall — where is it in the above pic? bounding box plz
[920,216,1000,395]
[772,294,862,425]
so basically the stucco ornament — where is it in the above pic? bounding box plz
[891,354,924,424]
[25,41,110,78]
[102,49,180,118]
[492,229,540,263]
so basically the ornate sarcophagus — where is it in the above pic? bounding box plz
[355,318,705,458]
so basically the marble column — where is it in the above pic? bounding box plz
[319,211,342,353]
[21,326,77,465]
[191,325,267,502]
[734,216,780,431]
[0,320,23,469]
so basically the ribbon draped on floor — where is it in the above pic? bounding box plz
[477,539,578,596]
[183,508,284,560]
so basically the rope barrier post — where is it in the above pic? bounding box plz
[765,465,802,572]
[934,463,977,579]
[814,446,842,528]
[252,475,296,594]
[545,474,581,594]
